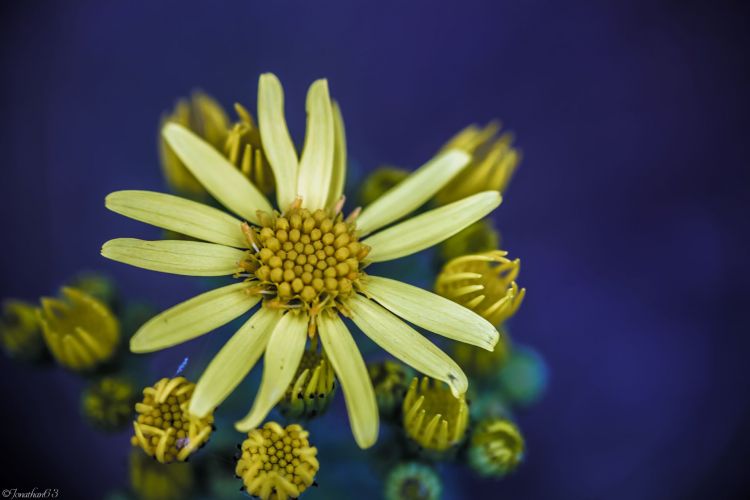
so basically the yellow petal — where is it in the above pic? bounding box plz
[297,79,335,210]
[357,149,470,235]
[101,238,245,276]
[130,283,258,353]
[317,313,378,449]
[326,101,347,209]
[105,190,246,248]
[162,123,272,223]
[258,73,298,210]
[189,307,280,417]
[348,294,467,397]
[363,275,499,351]
[234,312,308,431]
[363,191,501,262]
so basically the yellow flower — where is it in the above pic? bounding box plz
[0,299,45,361]
[435,121,520,205]
[435,250,525,326]
[468,418,525,477]
[102,73,503,449]
[131,377,214,464]
[236,421,319,500]
[37,287,119,371]
[402,376,468,453]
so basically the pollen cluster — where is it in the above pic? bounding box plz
[241,207,369,311]
[236,421,319,500]
[131,377,214,464]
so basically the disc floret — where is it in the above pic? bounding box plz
[240,205,369,317]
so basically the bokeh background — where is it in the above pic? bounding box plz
[1,0,748,499]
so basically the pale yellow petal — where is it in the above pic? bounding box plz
[363,191,501,262]
[363,275,499,351]
[162,123,272,223]
[105,190,246,248]
[130,283,258,353]
[101,238,245,276]
[317,313,378,449]
[189,307,280,417]
[357,149,470,235]
[348,294,467,397]
[258,73,298,210]
[234,312,308,431]
[297,79,335,210]
[326,101,347,209]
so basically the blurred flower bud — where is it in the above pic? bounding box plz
[68,271,119,310]
[468,418,525,477]
[129,448,194,500]
[82,376,137,432]
[451,327,510,380]
[37,287,119,372]
[0,299,46,362]
[384,462,442,500]
[439,219,500,264]
[224,103,275,195]
[369,360,413,420]
[358,166,410,206]
[498,344,548,407]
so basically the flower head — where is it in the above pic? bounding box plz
[402,377,469,453]
[435,121,520,205]
[102,73,503,449]
[468,418,525,477]
[0,300,45,361]
[82,376,137,432]
[37,287,119,371]
[384,462,442,500]
[131,377,214,464]
[278,347,336,419]
[435,250,525,326]
[236,421,319,500]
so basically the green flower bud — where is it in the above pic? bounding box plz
[468,418,525,477]
[385,462,442,500]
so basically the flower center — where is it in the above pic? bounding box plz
[240,206,369,313]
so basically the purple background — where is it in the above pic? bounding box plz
[1,0,748,498]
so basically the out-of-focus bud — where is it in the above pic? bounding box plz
[37,287,119,372]
[0,300,46,362]
[68,271,118,310]
[224,103,275,195]
[439,219,500,264]
[435,121,520,205]
[498,344,548,408]
[467,418,525,477]
[82,376,137,432]
[129,448,194,500]
[384,462,442,500]
[451,327,510,380]
[368,360,413,420]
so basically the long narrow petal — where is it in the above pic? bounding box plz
[130,283,259,353]
[106,190,246,248]
[326,101,347,209]
[363,191,501,262]
[363,275,499,351]
[317,313,378,449]
[101,238,245,276]
[162,123,272,223]
[258,73,298,210]
[348,294,467,397]
[189,307,280,417]
[234,312,308,431]
[296,79,335,210]
[357,150,471,235]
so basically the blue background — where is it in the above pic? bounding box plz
[1,0,748,499]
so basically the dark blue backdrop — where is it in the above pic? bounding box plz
[1,1,748,499]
